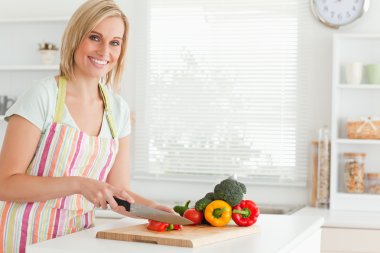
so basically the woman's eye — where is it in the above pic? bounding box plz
[111,41,120,46]
[89,35,100,41]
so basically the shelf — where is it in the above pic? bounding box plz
[336,192,380,199]
[336,138,380,145]
[338,84,380,89]
[0,17,69,23]
[331,34,380,211]
[0,65,59,71]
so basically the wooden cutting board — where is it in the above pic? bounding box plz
[96,223,260,248]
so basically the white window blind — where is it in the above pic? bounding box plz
[133,0,311,185]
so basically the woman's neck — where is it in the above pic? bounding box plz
[68,72,101,102]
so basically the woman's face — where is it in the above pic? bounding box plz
[74,16,124,80]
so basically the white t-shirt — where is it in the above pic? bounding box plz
[5,76,131,138]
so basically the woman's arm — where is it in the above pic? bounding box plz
[0,115,129,209]
[107,136,173,213]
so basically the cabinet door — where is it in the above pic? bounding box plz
[322,227,380,253]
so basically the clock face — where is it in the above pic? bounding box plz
[312,0,369,28]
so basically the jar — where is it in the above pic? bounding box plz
[343,153,366,193]
[366,173,380,194]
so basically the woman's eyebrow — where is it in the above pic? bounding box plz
[91,30,122,40]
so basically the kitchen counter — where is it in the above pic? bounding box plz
[294,206,380,229]
[26,214,323,253]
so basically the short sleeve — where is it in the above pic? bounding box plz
[4,79,52,131]
[102,85,131,139]
[115,96,131,138]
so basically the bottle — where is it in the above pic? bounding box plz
[316,126,330,207]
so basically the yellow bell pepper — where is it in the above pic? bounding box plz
[204,200,232,227]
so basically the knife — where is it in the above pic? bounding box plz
[113,197,194,225]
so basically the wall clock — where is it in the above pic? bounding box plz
[311,0,370,28]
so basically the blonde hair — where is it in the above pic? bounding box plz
[60,0,128,91]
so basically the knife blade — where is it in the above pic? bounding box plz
[113,197,194,225]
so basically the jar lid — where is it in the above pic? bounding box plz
[367,173,380,180]
[343,152,366,157]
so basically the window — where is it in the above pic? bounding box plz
[133,0,311,186]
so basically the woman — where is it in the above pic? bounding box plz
[0,1,172,252]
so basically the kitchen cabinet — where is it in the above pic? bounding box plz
[330,34,380,211]
[26,214,323,253]
[322,227,380,253]
[295,207,380,253]
[0,18,67,122]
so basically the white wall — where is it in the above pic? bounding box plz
[1,1,380,205]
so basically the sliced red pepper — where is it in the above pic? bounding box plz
[172,224,183,230]
[147,220,182,232]
[147,220,169,231]
[232,200,259,227]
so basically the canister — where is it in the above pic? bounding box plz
[343,153,366,193]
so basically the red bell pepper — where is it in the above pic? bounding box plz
[232,200,259,227]
[147,220,183,232]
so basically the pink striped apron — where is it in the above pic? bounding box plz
[0,76,119,253]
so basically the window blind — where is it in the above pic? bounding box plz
[133,0,311,186]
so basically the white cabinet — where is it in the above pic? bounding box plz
[322,227,380,253]
[0,18,67,123]
[330,34,380,211]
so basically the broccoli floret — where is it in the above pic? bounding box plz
[195,197,213,211]
[238,182,247,194]
[204,192,215,201]
[213,178,245,206]
[173,200,191,216]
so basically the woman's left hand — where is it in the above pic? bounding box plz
[149,201,176,214]
[111,200,176,218]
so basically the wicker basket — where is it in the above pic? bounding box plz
[347,117,380,139]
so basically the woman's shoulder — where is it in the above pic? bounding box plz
[101,84,130,114]
[31,76,58,93]
[4,76,57,129]
[15,76,57,104]
[101,84,131,138]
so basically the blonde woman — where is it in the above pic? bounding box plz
[0,1,172,252]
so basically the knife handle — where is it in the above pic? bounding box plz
[113,197,131,211]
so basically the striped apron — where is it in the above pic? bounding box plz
[0,76,119,253]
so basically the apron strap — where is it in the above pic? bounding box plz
[54,76,118,139]
[99,84,117,139]
[54,76,67,123]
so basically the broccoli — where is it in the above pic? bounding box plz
[238,182,247,194]
[213,178,246,206]
[195,197,213,211]
[204,192,215,201]
[195,192,216,211]
[173,200,190,216]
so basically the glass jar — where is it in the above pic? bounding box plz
[343,153,366,193]
[366,173,380,194]
[317,126,330,207]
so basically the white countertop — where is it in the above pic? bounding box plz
[294,206,380,230]
[26,214,323,253]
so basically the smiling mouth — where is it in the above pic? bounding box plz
[89,56,109,65]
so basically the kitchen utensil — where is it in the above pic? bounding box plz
[0,95,16,115]
[113,197,193,225]
[96,223,260,248]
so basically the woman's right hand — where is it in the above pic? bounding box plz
[76,177,134,210]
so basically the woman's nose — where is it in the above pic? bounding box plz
[97,43,110,56]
